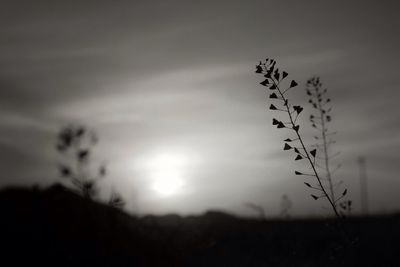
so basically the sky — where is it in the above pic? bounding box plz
[0,0,399,217]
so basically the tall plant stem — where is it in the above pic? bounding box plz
[316,91,335,203]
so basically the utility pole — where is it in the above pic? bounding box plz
[358,157,368,215]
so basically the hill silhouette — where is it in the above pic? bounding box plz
[0,184,399,266]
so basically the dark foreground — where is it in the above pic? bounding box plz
[0,184,398,266]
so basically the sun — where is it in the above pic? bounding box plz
[152,170,184,196]
[147,153,186,197]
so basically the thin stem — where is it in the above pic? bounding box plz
[316,86,335,203]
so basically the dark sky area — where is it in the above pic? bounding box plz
[0,0,399,216]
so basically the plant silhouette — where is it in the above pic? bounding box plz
[306,77,351,216]
[109,189,126,209]
[56,124,104,199]
[56,124,126,208]
[255,59,346,219]
[56,124,112,200]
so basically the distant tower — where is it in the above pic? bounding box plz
[358,157,368,215]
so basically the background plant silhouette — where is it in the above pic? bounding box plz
[109,189,126,209]
[255,59,347,219]
[306,77,351,216]
[56,124,106,200]
[56,124,126,209]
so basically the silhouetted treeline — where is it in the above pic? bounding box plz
[0,184,399,266]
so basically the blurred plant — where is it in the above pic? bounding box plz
[109,189,126,209]
[255,59,347,219]
[339,200,353,217]
[306,77,351,217]
[280,194,292,218]
[56,124,105,199]
[56,124,126,209]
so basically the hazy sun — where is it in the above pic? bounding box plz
[147,153,186,197]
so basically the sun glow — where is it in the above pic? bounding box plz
[147,153,187,197]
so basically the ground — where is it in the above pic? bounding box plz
[0,184,398,266]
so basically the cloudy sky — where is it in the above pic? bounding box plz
[0,0,399,216]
